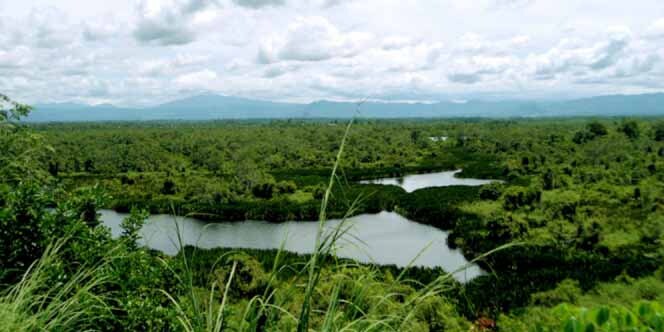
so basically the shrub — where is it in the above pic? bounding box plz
[214,253,267,297]
[275,180,297,194]
[587,121,608,137]
[161,179,177,195]
[502,186,542,211]
[619,120,640,139]
[479,182,503,200]
[252,181,275,199]
[531,279,582,306]
[654,122,664,141]
[0,183,48,280]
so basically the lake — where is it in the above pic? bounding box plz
[100,210,482,282]
[359,169,497,193]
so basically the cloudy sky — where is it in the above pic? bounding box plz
[1,0,664,106]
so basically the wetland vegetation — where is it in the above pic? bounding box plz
[2,94,664,331]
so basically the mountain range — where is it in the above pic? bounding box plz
[25,93,664,122]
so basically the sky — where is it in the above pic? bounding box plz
[1,0,664,107]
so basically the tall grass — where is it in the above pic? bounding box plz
[0,238,111,332]
[298,115,357,332]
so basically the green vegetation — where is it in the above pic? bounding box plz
[2,93,664,330]
[33,120,500,222]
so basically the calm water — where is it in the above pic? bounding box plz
[359,169,497,193]
[100,210,482,282]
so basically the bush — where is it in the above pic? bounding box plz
[654,122,664,141]
[619,120,640,139]
[161,179,177,195]
[531,279,582,306]
[479,182,503,200]
[499,301,664,332]
[214,253,268,297]
[587,121,608,137]
[502,186,542,211]
[252,181,275,199]
[275,180,297,194]
[0,183,48,280]
[573,122,609,144]
[572,131,592,144]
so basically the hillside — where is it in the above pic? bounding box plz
[26,93,664,122]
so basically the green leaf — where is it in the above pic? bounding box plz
[596,307,610,326]
[584,322,596,332]
[624,312,634,326]
[652,315,664,332]
[564,317,581,332]
[638,302,652,318]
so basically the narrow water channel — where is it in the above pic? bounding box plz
[359,169,497,193]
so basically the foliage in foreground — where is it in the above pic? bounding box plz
[0,240,110,332]
[499,301,664,332]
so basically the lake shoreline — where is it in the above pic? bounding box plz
[106,170,502,225]
[100,209,485,282]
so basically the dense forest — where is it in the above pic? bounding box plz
[2,93,664,331]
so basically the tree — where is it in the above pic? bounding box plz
[573,121,608,144]
[572,131,590,144]
[410,130,421,143]
[48,162,60,177]
[587,121,608,137]
[502,186,542,211]
[161,179,177,195]
[121,208,148,250]
[479,183,502,200]
[619,120,640,139]
[252,181,275,199]
[654,122,664,141]
[276,180,297,194]
[84,159,95,173]
[542,168,556,190]
[0,183,48,277]
[0,94,49,184]
[0,94,31,123]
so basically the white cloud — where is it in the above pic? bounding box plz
[2,0,664,105]
[381,36,420,50]
[319,0,355,8]
[257,16,373,62]
[225,58,252,72]
[490,0,535,9]
[139,54,210,76]
[375,42,444,72]
[447,55,517,84]
[83,20,120,41]
[262,63,300,78]
[456,33,530,55]
[175,69,218,88]
[646,18,664,39]
[11,7,78,49]
[133,0,220,45]
[613,54,660,78]
[0,47,32,68]
[232,0,285,9]
[527,27,632,80]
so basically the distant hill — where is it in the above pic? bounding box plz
[25,93,664,122]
